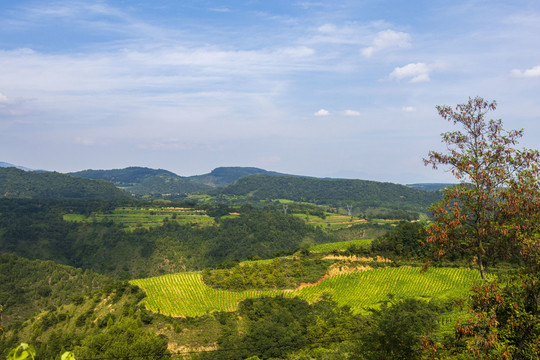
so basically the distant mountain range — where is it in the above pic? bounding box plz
[68,166,285,195]
[406,183,455,191]
[1,162,450,207]
[0,161,35,172]
[69,167,211,195]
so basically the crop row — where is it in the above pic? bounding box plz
[131,267,481,317]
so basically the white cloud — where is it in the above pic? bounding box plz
[343,109,361,116]
[0,93,9,103]
[390,62,431,82]
[511,65,540,78]
[209,7,231,13]
[308,23,369,45]
[0,92,35,116]
[361,30,411,57]
[314,109,330,116]
[402,106,416,112]
[280,46,315,58]
[318,23,337,34]
[74,137,95,146]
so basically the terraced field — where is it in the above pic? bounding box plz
[309,238,374,252]
[63,206,218,230]
[131,266,481,317]
[292,213,371,230]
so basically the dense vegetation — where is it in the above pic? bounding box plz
[188,166,287,187]
[0,253,112,327]
[70,166,212,196]
[406,183,454,191]
[0,167,129,200]
[0,255,168,359]
[215,174,442,212]
[202,256,331,291]
[0,199,336,278]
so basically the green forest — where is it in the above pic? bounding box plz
[2,98,540,359]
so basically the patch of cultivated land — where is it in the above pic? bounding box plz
[63,206,220,230]
[293,213,371,230]
[131,266,481,317]
[309,238,374,252]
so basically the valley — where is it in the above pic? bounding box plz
[1,157,538,359]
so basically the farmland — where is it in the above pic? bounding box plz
[63,206,218,230]
[292,212,369,230]
[131,266,481,317]
[309,238,374,252]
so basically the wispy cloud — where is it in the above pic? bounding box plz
[343,109,361,116]
[307,23,371,45]
[1,0,539,183]
[361,30,411,57]
[390,63,431,82]
[511,65,540,78]
[209,7,231,13]
[0,92,35,116]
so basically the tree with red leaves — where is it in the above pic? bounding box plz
[424,97,540,358]
[424,96,540,281]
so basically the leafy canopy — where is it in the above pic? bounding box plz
[424,97,540,280]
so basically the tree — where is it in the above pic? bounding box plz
[424,97,540,281]
[358,298,442,360]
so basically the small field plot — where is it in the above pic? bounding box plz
[293,213,367,230]
[63,206,217,230]
[132,267,481,317]
[309,239,374,252]
[131,273,282,316]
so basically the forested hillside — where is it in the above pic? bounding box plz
[0,167,129,200]
[0,253,113,326]
[0,199,336,278]
[70,166,211,196]
[188,166,287,187]
[407,183,454,191]
[215,174,442,211]
[0,253,169,359]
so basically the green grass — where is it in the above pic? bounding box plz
[309,239,374,252]
[131,266,481,317]
[63,206,220,230]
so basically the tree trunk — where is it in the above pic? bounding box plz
[478,257,487,282]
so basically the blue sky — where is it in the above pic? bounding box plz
[1,0,539,183]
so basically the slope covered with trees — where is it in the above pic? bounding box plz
[215,174,442,212]
[0,167,129,200]
[0,199,336,278]
[70,166,212,196]
[188,166,288,187]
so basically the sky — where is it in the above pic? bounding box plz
[1,0,539,184]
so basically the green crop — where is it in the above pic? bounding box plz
[132,266,481,317]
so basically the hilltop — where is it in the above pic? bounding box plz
[0,167,129,200]
[187,166,288,187]
[69,166,212,196]
[214,174,442,212]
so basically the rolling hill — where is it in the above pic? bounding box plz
[407,183,455,191]
[69,166,212,195]
[0,167,129,200]
[187,166,287,187]
[214,174,442,211]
